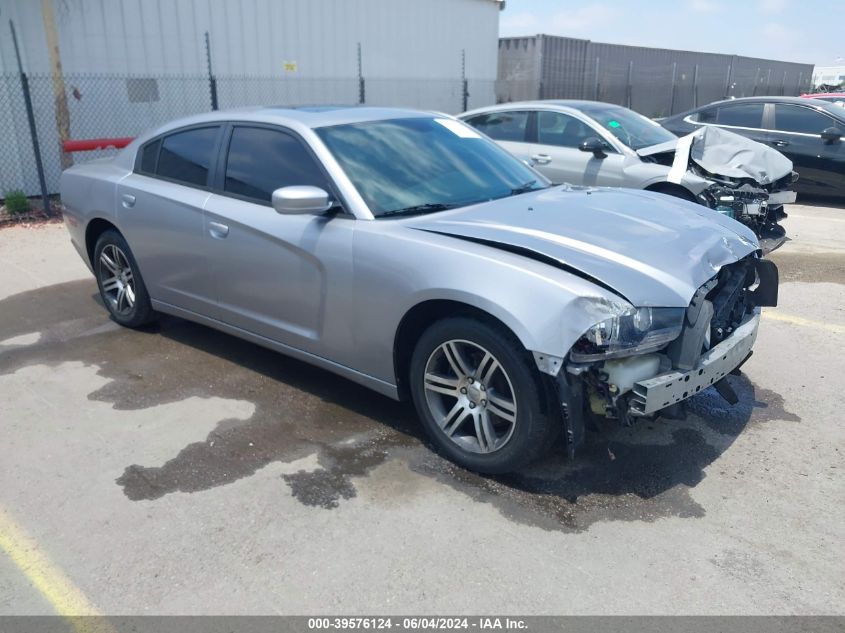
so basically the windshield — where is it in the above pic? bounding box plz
[315,117,549,217]
[577,103,677,150]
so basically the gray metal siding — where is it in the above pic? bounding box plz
[0,0,500,79]
[497,34,815,117]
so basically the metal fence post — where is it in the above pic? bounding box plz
[461,49,469,112]
[357,43,365,105]
[626,60,633,108]
[693,64,699,108]
[669,62,677,114]
[10,20,50,216]
[594,57,600,100]
[724,60,733,99]
[205,31,218,110]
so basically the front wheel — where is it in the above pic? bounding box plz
[93,229,155,328]
[409,317,558,474]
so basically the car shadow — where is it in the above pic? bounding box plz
[0,280,799,531]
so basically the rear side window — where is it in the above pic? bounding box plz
[139,139,160,174]
[156,126,219,187]
[715,103,764,128]
[464,111,530,142]
[773,105,835,134]
[224,126,329,203]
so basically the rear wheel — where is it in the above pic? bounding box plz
[93,229,155,328]
[409,317,558,473]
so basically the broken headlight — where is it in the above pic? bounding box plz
[570,307,684,362]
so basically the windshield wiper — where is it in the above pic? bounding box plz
[509,180,543,196]
[379,203,457,218]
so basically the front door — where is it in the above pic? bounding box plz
[529,110,626,187]
[203,124,355,358]
[769,103,845,195]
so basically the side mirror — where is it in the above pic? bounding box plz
[821,127,843,143]
[579,136,607,158]
[271,186,333,215]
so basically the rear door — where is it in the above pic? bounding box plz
[528,110,625,186]
[706,101,770,144]
[203,123,356,359]
[462,110,533,164]
[768,103,845,195]
[117,125,222,314]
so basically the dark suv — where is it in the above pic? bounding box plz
[660,97,844,198]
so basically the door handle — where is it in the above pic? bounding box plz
[121,194,136,208]
[770,139,790,148]
[208,221,229,239]
[530,153,552,165]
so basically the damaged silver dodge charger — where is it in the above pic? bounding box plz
[60,107,778,474]
[461,101,797,253]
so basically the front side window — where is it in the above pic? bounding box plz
[464,111,530,142]
[224,126,329,203]
[316,117,548,217]
[536,111,598,148]
[773,105,835,134]
[156,127,219,187]
[576,103,676,150]
[715,103,764,128]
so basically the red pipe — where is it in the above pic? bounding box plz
[62,137,135,152]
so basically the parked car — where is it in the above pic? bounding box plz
[660,96,845,199]
[460,101,795,253]
[801,93,845,107]
[60,107,778,474]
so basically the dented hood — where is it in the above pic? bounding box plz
[409,186,758,307]
[638,126,793,185]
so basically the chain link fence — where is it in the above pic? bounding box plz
[0,72,500,198]
[0,58,811,199]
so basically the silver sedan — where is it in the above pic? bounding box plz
[460,100,797,252]
[60,106,777,473]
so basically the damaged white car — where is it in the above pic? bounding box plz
[460,101,797,253]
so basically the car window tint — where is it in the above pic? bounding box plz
[715,103,764,128]
[465,111,529,142]
[224,126,328,202]
[773,105,834,134]
[140,139,160,173]
[536,111,596,148]
[695,108,717,123]
[156,127,218,186]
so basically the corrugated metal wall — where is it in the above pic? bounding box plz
[0,0,500,79]
[497,35,815,117]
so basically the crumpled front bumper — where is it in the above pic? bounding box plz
[629,311,760,415]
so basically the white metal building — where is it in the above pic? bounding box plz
[812,66,845,88]
[0,0,502,195]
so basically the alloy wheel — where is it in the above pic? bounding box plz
[422,339,518,454]
[98,244,136,316]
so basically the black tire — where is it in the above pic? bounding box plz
[409,317,558,474]
[93,229,155,328]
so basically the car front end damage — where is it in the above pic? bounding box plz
[694,167,797,255]
[638,126,797,254]
[554,255,778,457]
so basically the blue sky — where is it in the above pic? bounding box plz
[499,0,843,66]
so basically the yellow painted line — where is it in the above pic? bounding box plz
[762,311,845,334]
[0,507,107,627]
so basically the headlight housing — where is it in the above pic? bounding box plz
[570,307,685,362]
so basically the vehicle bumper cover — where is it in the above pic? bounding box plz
[629,311,760,415]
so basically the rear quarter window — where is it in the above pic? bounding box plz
[155,126,219,187]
